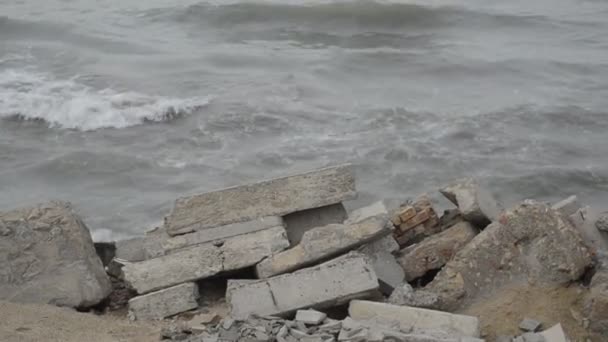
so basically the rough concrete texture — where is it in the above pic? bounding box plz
[519,318,542,332]
[141,226,171,259]
[539,323,568,342]
[360,234,400,254]
[440,178,500,229]
[165,164,356,236]
[425,201,593,311]
[551,195,580,216]
[256,216,390,278]
[595,212,608,232]
[0,201,111,308]
[585,258,608,336]
[283,203,347,245]
[397,222,477,281]
[346,201,389,224]
[388,283,441,310]
[348,300,480,338]
[295,309,327,325]
[115,237,146,262]
[161,216,284,255]
[228,253,379,320]
[124,226,289,294]
[128,282,199,320]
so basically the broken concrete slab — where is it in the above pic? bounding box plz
[397,222,477,282]
[348,300,480,338]
[124,226,289,294]
[551,195,581,217]
[0,201,111,308]
[346,201,389,225]
[115,237,146,262]
[539,323,568,342]
[228,253,379,320]
[388,283,441,310]
[584,260,608,337]
[284,203,347,245]
[295,310,327,325]
[165,164,356,236]
[161,216,284,255]
[256,216,390,278]
[440,178,500,229]
[519,318,542,332]
[358,235,403,295]
[128,282,199,320]
[425,201,593,311]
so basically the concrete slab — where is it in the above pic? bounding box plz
[284,203,347,245]
[128,282,199,320]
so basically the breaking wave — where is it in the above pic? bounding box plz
[0,69,211,130]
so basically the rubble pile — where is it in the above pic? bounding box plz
[1,164,607,341]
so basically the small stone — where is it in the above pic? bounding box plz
[295,309,327,325]
[519,318,542,332]
[596,212,608,232]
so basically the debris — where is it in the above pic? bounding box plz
[0,201,111,308]
[255,216,390,278]
[539,323,568,342]
[595,212,608,232]
[295,309,327,325]
[584,259,608,336]
[388,283,441,310]
[348,300,481,338]
[519,318,542,332]
[128,282,199,321]
[191,312,221,325]
[227,253,379,319]
[397,221,477,282]
[440,178,500,229]
[106,258,129,279]
[123,226,289,294]
[284,204,348,245]
[165,164,356,236]
[393,195,442,248]
[551,195,581,217]
[346,201,389,225]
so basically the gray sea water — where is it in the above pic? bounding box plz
[2,0,608,240]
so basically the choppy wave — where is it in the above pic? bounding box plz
[0,69,211,130]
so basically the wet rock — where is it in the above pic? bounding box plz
[0,201,111,308]
[425,201,593,311]
[440,178,500,229]
[387,283,441,310]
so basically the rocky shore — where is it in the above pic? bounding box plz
[1,164,607,342]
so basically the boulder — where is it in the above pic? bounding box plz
[0,201,111,308]
[425,201,593,311]
[440,178,500,229]
[397,222,477,282]
[165,164,356,236]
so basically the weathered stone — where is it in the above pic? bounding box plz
[161,216,284,255]
[596,212,608,232]
[284,203,347,245]
[360,234,399,254]
[551,195,581,216]
[397,222,477,281]
[124,226,289,294]
[585,261,608,336]
[346,201,389,224]
[440,178,500,229]
[519,318,542,332]
[256,216,390,278]
[128,282,199,320]
[360,247,403,295]
[425,201,593,311]
[165,165,356,236]
[115,237,146,262]
[399,208,433,232]
[348,300,480,338]
[228,253,379,320]
[106,258,130,279]
[539,324,567,342]
[438,209,465,230]
[0,201,111,308]
[141,226,171,259]
[519,332,545,342]
[387,283,441,309]
[295,310,327,325]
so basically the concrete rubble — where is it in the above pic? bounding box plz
[440,178,501,229]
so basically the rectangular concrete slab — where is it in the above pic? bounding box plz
[115,237,146,262]
[165,164,356,236]
[256,216,390,278]
[161,216,284,255]
[128,282,199,320]
[283,203,347,245]
[123,226,289,294]
[348,300,480,338]
[228,253,379,320]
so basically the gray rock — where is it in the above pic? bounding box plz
[284,203,348,245]
[0,201,111,308]
[595,212,608,232]
[106,258,130,279]
[128,282,199,320]
[539,324,568,342]
[425,201,593,311]
[115,237,146,262]
[440,179,500,229]
[584,261,608,336]
[397,222,477,282]
[519,318,542,332]
[124,226,289,294]
[255,216,390,278]
[388,283,441,309]
[360,234,400,254]
[228,253,379,319]
[296,309,327,325]
[362,249,403,295]
[520,332,545,342]
[165,164,356,236]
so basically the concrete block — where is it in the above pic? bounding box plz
[346,201,389,225]
[161,216,284,255]
[519,318,542,332]
[295,309,327,325]
[348,300,480,338]
[539,323,568,342]
[141,227,171,259]
[551,195,580,216]
[256,216,390,278]
[440,178,500,229]
[359,236,403,295]
[128,282,199,320]
[165,164,356,236]
[124,226,289,294]
[388,283,441,310]
[284,203,348,245]
[397,222,477,281]
[228,253,379,320]
[115,237,146,262]
[360,234,399,254]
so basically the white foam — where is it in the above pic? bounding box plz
[0,68,211,130]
